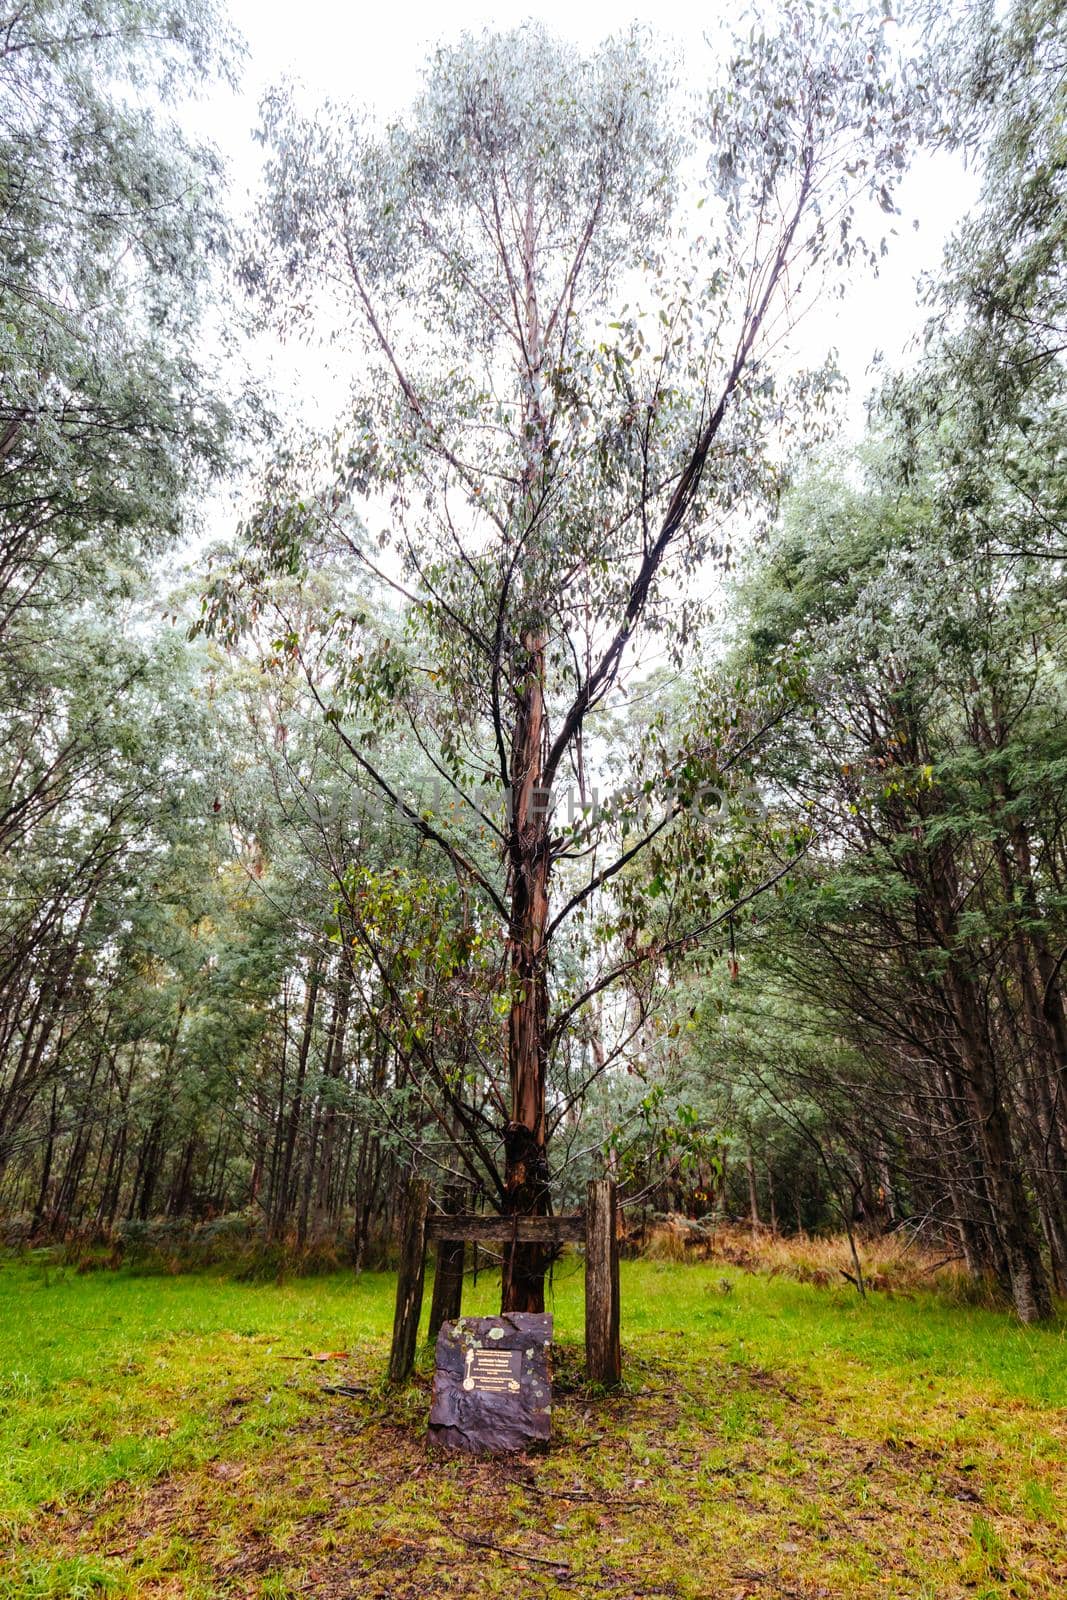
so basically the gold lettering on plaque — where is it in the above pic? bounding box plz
[461,1346,521,1393]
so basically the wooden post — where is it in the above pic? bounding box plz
[388,1178,429,1384]
[427,1183,465,1340]
[585,1178,621,1387]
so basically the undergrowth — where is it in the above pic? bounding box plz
[636,1218,1003,1304]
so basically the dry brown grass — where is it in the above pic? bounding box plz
[630,1217,995,1301]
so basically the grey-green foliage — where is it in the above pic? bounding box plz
[0,1,246,1218]
[217,7,934,1126]
[0,0,239,902]
[929,0,1064,358]
[659,2,1067,1318]
[886,0,1066,539]
[241,5,927,630]
[0,0,239,553]
[250,25,677,346]
[696,427,1067,1318]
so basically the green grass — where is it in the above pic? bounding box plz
[624,1261,1067,1407]
[1,1256,1064,1598]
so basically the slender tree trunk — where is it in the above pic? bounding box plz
[265,984,290,1227]
[314,967,350,1230]
[950,975,1052,1322]
[273,955,321,1240]
[168,1137,197,1217]
[31,1083,58,1235]
[502,629,551,1314]
[746,1144,760,1240]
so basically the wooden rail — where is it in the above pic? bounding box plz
[424,1213,587,1244]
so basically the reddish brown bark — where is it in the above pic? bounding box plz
[502,629,551,1313]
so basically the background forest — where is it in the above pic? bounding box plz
[1,0,1064,1331]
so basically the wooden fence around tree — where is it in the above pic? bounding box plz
[387,1178,622,1388]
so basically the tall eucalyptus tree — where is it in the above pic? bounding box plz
[227,6,932,1308]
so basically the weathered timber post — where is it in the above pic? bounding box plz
[585,1178,621,1387]
[388,1178,429,1384]
[427,1183,465,1341]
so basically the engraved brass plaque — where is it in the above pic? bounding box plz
[430,1313,552,1453]
[462,1346,521,1393]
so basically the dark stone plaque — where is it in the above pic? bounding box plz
[428,1313,552,1455]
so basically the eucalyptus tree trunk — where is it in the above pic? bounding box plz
[947,967,1052,1323]
[746,1144,761,1239]
[501,186,554,1313]
[272,954,321,1240]
[314,967,351,1229]
[503,628,552,1311]
[31,1084,58,1234]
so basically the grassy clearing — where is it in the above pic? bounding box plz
[0,1255,1064,1599]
